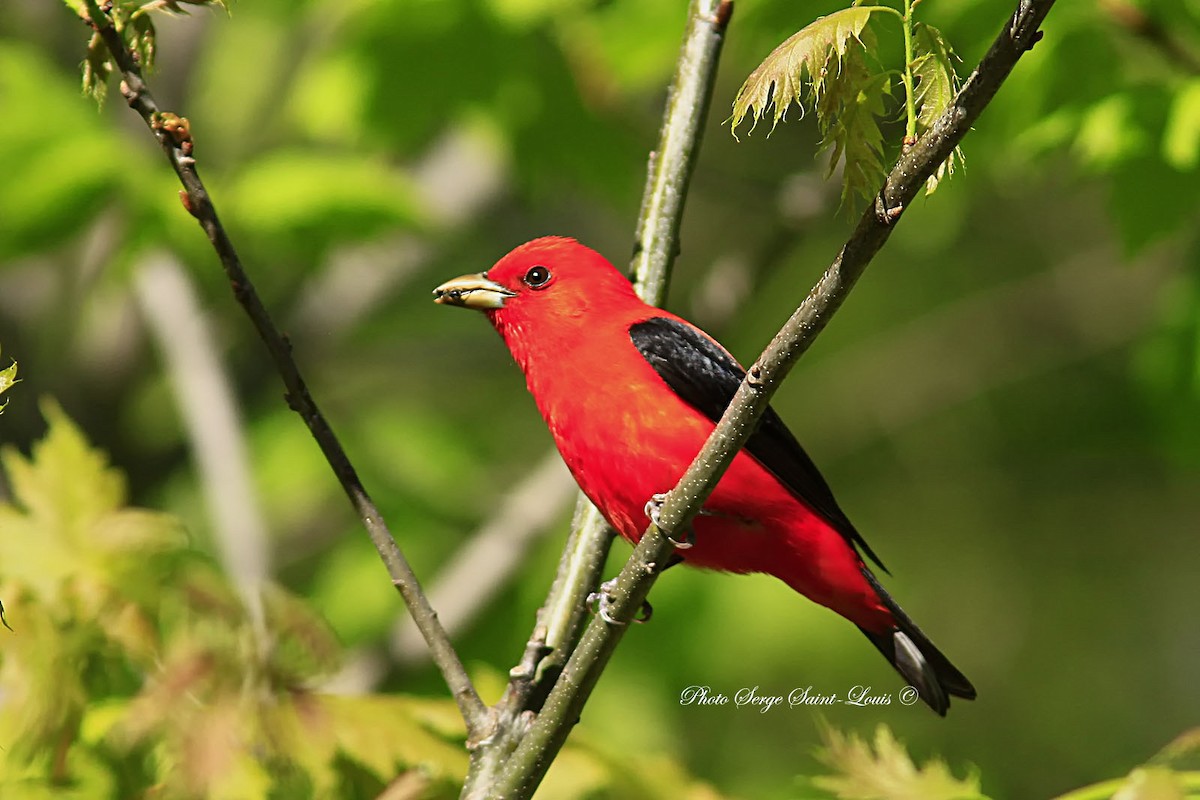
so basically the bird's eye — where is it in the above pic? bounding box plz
[523,265,552,288]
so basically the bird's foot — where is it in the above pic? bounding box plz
[587,578,653,625]
[644,492,698,550]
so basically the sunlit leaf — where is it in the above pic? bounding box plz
[1075,93,1149,171]
[0,591,90,762]
[0,347,17,415]
[224,150,424,249]
[912,22,963,194]
[813,724,989,800]
[0,742,117,799]
[0,402,191,773]
[730,8,893,206]
[0,400,187,608]
[304,694,469,786]
[730,6,891,136]
[1163,78,1200,171]
[128,11,157,73]
[1154,728,1200,766]
[82,32,113,104]
[912,23,958,134]
[815,37,890,207]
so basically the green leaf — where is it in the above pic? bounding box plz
[1051,729,1200,800]
[1075,93,1149,171]
[298,694,469,788]
[81,32,113,104]
[813,724,990,800]
[912,23,958,134]
[0,400,187,608]
[0,592,91,762]
[815,36,890,208]
[730,6,893,137]
[1163,78,1200,171]
[223,150,424,252]
[0,346,17,415]
[0,42,125,259]
[77,0,232,104]
[912,22,963,194]
[128,10,157,73]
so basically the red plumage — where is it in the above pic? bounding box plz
[435,236,974,714]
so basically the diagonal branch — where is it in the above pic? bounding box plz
[79,0,488,735]
[491,0,1057,795]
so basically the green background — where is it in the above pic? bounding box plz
[1,0,1198,797]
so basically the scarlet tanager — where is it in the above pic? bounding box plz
[434,237,975,715]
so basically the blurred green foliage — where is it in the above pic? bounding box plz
[1,0,1199,797]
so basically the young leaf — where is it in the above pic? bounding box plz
[730,6,892,137]
[912,23,958,133]
[813,724,990,800]
[82,32,113,103]
[815,36,890,207]
[0,400,187,610]
[912,22,963,194]
[0,347,17,414]
[128,11,157,73]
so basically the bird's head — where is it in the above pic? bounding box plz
[433,237,642,332]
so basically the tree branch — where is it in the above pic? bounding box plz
[79,0,488,735]
[490,0,1056,796]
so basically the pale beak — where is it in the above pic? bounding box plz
[432,273,517,310]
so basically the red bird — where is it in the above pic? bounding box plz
[434,237,975,714]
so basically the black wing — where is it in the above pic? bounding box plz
[629,316,887,572]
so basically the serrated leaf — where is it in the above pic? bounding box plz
[0,351,17,415]
[311,694,469,783]
[923,146,963,195]
[730,7,892,137]
[912,23,964,195]
[912,23,958,134]
[0,361,17,394]
[815,38,890,208]
[813,724,990,800]
[0,401,184,606]
[82,32,113,104]
[78,0,225,105]
[128,11,157,72]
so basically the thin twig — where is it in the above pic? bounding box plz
[491,0,1056,795]
[79,0,488,735]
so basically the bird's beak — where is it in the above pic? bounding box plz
[432,273,517,310]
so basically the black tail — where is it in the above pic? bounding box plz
[858,568,976,716]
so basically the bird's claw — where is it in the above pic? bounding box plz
[587,578,652,625]
[644,493,668,526]
[644,492,697,550]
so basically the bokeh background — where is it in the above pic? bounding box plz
[2,0,1199,797]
